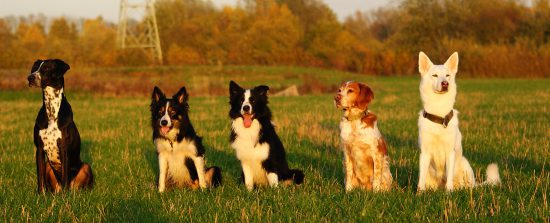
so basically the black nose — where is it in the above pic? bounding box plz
[161,120,168,126]
[441,81,449,87]
[243,105,250,112]
[28,75,35,82]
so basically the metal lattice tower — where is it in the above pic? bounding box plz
[117,0,163,63]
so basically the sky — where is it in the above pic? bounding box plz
[0,0,393,22]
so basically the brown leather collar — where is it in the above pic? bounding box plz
[423,110,453,128]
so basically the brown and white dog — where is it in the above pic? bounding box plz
[334,81,392,191]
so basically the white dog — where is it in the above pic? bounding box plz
[417,52,500,191]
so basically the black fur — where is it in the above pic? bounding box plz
[28,59,93,192]
[229,81,304,185]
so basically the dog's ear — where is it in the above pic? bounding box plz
[173,86,189,104]
[418,51,433,75]
[356,83,374,111]
[151,86,165,104]
[444,52,459,74]
[254,85,269,97]
[53,59,70,75]
[229,80,243,96]
[31,59,43,73]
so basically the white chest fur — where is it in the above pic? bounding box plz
[155,137,198,184]
[231,118,269,162]
[340,118,381,148]
[39,87,63,164]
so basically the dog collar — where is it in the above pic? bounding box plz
[346,110,368,121]
[423,110,453,128]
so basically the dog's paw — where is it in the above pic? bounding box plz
[158,186,165,193]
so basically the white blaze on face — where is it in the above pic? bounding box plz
[160,102,172,135]
[241,90,254,128]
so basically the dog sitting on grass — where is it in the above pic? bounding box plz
[27,59,94,193]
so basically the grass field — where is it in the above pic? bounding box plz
[0,66,548,222]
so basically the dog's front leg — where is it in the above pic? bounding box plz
[241,163,254,191]
[344,152,355,192]
[267,172,278,187]
[417,152,431,192]
[445,150,456,191]
[61,145,69,189]
[36,148,46,193]
[192,156,207,189]
[158,154,168,192]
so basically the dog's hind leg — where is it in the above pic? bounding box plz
[45,164,61,193]
[205,166,222,187]
[70,163,94,190]
[192,156,207,189]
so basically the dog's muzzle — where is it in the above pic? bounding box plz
[334,94,342,108]
[27,73,41,87]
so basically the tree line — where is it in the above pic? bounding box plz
[1,0,549,77]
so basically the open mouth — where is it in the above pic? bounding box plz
[160,126,172,135]
[242,113,254,128]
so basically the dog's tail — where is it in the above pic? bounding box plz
[289,169,305,185]
[481,163,501,186]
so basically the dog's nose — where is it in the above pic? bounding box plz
[160,120,168,126]
[243,105,250,112]
[441,81,449,88]
[334,94,341,101]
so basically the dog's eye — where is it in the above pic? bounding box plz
[432,74,437,77]
[240,98,244,102]
[170,110,176,115]
[347,89,353,94]
[338,89,341,93]
[446,74,450,77]
[250,98,255,103]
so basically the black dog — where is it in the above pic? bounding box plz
[151,86,221,192]
[229,81,304,190]
[27,59,93,192]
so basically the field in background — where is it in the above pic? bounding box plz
[0,66,548,222]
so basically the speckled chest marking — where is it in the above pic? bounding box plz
[39,87,63,166]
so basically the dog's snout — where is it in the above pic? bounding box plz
[441,81,449,88]
[160,120,168,126]
[243,105,250,112]
[335,94,341,101]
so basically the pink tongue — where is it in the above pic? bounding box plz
[243,114,253,128]
[160,126,170,134]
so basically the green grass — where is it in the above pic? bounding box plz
[0,66,548,222]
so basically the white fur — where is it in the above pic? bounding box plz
[39,87,63,166]
[241,90,252,114]
[156,131,206,192]
[160,102,172,127]
[231,117,271,190]
[417,52,500,191]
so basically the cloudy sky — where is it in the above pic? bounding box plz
[0,0,394,22]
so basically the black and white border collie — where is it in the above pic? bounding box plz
[229,81,304,190]
[151,86,221,192]
[27,59,94,193]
